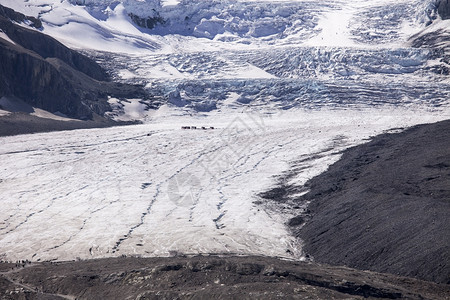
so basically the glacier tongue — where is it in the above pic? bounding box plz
[1,109,449,261]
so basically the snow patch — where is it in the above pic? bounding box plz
[0,97,79,122]
[118,69,137,79]
[106,97,148,121]
[0,30,16,45]
[305,5,357,47]
[0,110,11,117]
[31,109,80,122]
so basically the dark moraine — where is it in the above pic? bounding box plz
[1,256,449,299]
[286,119,450,283]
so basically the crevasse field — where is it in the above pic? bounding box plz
[0,0,449,262]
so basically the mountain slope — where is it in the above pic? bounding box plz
[1,1,448,122]
[283,120,450,283]
[0,4,148,120]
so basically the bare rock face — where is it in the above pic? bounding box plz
[0,35,93,119]
[0,4,147,120]
[129,13,165,29]
[438,0,450,20]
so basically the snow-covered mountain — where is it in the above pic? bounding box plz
[1,0,448,120]
[0,0,449,262]
[3,0,448,120]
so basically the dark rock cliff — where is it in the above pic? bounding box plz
[438,0,450,19]
[0,38,93,119]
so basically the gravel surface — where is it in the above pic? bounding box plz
[1,256,448,299]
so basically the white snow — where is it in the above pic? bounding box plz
[117,69,137,79]
[106,97,148,121]
[0,0,54,18]
[305,4,357,47]
[0,109,10,117]
[161,0,180,7]
[1,0,436,54]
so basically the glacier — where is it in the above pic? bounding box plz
[1,110,448,262]
[0,0,449,262]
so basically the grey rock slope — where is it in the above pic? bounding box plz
[288,120,450,284]
[0,4,147,120]
[439,0,450,19]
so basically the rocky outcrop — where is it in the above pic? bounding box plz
[0,5,148,120]
[129,12,165,29]
[0,4,41,28]
[0,38,93,119]
[408,1,450,75]
[438,0,450,19]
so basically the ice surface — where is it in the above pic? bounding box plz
[1,108,448,261]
